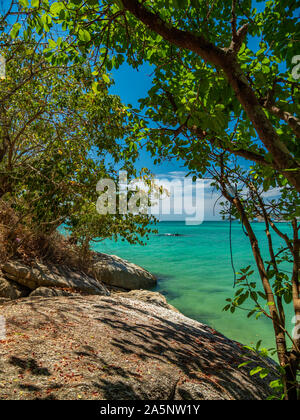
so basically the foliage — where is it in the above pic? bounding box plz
[17,0,300,191]
[0,19,155,260]
[238,341,286,400]
[215,159,299,399]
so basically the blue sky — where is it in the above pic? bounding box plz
[109,62,186,176]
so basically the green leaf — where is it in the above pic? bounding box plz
[270,379,282,389]
[48,39,57,49]
[92,81,102,93]
[50,2,65,16]
[238,361,251,368]
[259,368,269,379]
[31,0,40,7]
[283,292,292,304]
[255,340,262,351]
[250,366,263,376]
[257,291,266,300]
[247,309,256,318]
[10,22,21,39]
[19,0,29,7]
[237,292,249,306]
[78,29,91,42]
[41,14,52,32]
[102,74,110,84]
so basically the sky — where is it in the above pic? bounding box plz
[109,62,186,174]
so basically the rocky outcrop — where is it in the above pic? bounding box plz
[0,274,30,300]
[92,252,157,290]
[29,287,74,298]
[0,253,157,301]
[0,295,278,400]
[114,289,179,313]
[0,297,11,305]
[2,260,109,297]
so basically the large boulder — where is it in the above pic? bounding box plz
[0,275,30,300]
[2,260,109,296]
[0,295,278,400]
[114,289,179,313]
[92,252,157,290]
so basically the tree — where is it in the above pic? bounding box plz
[0,18,154,262]
[207,154,299,399]
[20,0,300,192]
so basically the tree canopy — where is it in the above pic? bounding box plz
[16,0,300,194]
[0,17,155,258]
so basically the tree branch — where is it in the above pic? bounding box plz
[160,87,269,166]
[121,0,300,193]
[228,0,249,53]
[264,103,300,138]
[121,0,226,67]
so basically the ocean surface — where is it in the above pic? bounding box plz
[93,221,293,355]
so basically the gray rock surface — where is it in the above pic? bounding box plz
[2,260,109,296]
[0,275,30,300]
[0,294,278,400]
[92,252,157,290]
[114,289,179,312]
[29,287,75,298]
[0,297,10,305]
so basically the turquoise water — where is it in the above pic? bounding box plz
[94,221,293,354]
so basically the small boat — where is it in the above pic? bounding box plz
[158,233,184,237]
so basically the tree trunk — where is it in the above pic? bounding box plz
[285,352,299,400]
[0,175,11,199]
[218,175,295,398]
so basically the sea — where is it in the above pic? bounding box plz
[93,220,294,357]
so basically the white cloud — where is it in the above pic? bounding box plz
[152,175,224,221]
[129,173,227,222]
[261,187,281,199]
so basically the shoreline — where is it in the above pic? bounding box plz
[0,251,280,400]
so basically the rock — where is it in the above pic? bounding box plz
[29,287,75,298]
[2,260,109,296]
[0,275,30,300]
[0,294,278,400]
[0,297,10,305]
[114,290,179,313]
[92,252,157,290]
